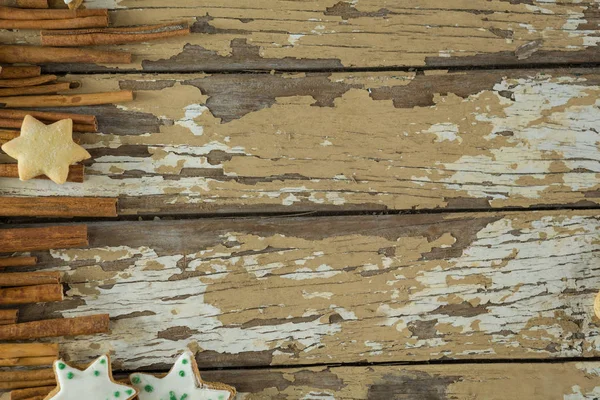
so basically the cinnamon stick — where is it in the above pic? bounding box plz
[0,271,61,286]
[0,224,88,253]
[0,369,55,390]
[0,6,107,19]
[0,197,118,217]
[0,256,37,268]
[0,118,95,132]
[0,90,134,107]
[42,22,190,46]
[0,380,56,390]
[0,343,58,358]
[0,369,54,382]
[0,283,64,304]
[1,0,48,8]
[0,164,84,182]
[0,129,81,144]
[0,46,132,64]
[0,309,18,324]
[0,129,18,143]
[0,82,71,97]
[11,386,54,400]
[0,66,41,79]
[0,109,97,125]
[0,75,56,87]
[0,356,57,366]
[0,15,108,29]
[0,314,110,340]
[11,386,55,400]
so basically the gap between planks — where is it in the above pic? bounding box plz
[42,62,600,77]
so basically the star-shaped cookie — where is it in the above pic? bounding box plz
[130,351,235,400]
[1,115,90,184]
[45,355,138,400]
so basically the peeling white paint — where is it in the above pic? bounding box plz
[423,123,461,143]
[175,104,207,136]
[443,76,600,198]
[288,34,304,45]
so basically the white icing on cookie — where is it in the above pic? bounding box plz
[130,352,232,400]
[63,0,73,3]
[49,355,137,400]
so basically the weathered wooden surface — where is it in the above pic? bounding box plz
[3,0,600,71]
[9,210,598,369]
[1,69,599,214]
[200,362,600,399]
[11,70,600,211]
[2,362,600,399]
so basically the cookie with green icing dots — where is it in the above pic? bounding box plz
[46,355,137,400]
[129,351,235,400]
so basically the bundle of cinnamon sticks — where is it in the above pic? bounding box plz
[0,224,112,398]
[0,72,77,97]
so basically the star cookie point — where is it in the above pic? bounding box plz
[130,351,235,400]
[45,355,137,400]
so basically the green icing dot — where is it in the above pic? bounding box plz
[144,385,154,393]
[178,370,185,377]
[131,376,141,384]
[218,396,225,400]
[169,391,177,400]
[66,372,74,380]
[94,370,100,377]
[180,395,188,400]
[58,362,66,370]
[125,389,133,396]
[114,391,120,398]
[181,358,189,365]
[100,358,107,364]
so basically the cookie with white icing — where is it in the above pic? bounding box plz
[45,355,137,400]
[130,351,235,400]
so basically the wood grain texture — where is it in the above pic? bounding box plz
[1,70,597,214]
[2,0,600,71]
[15,210,599,369]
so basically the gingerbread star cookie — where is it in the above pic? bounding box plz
[130,351,236,400]
[1,115,90,184]
[45,355,138,400]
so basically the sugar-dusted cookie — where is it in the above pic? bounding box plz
[1,115,90,184]
[130,351,235,400]
[45,354,138,400]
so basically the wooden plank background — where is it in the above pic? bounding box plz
[2,0,600,71]
[197,362,600,399]
[0,69,598,215]
[1,0,600,398]
[12,211,599,369]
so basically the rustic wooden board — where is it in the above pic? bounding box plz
[12,210,600,370]
[1,362,599,399]
[199,362,600,399]
[1,69,598,214]
[2,0,600,71]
